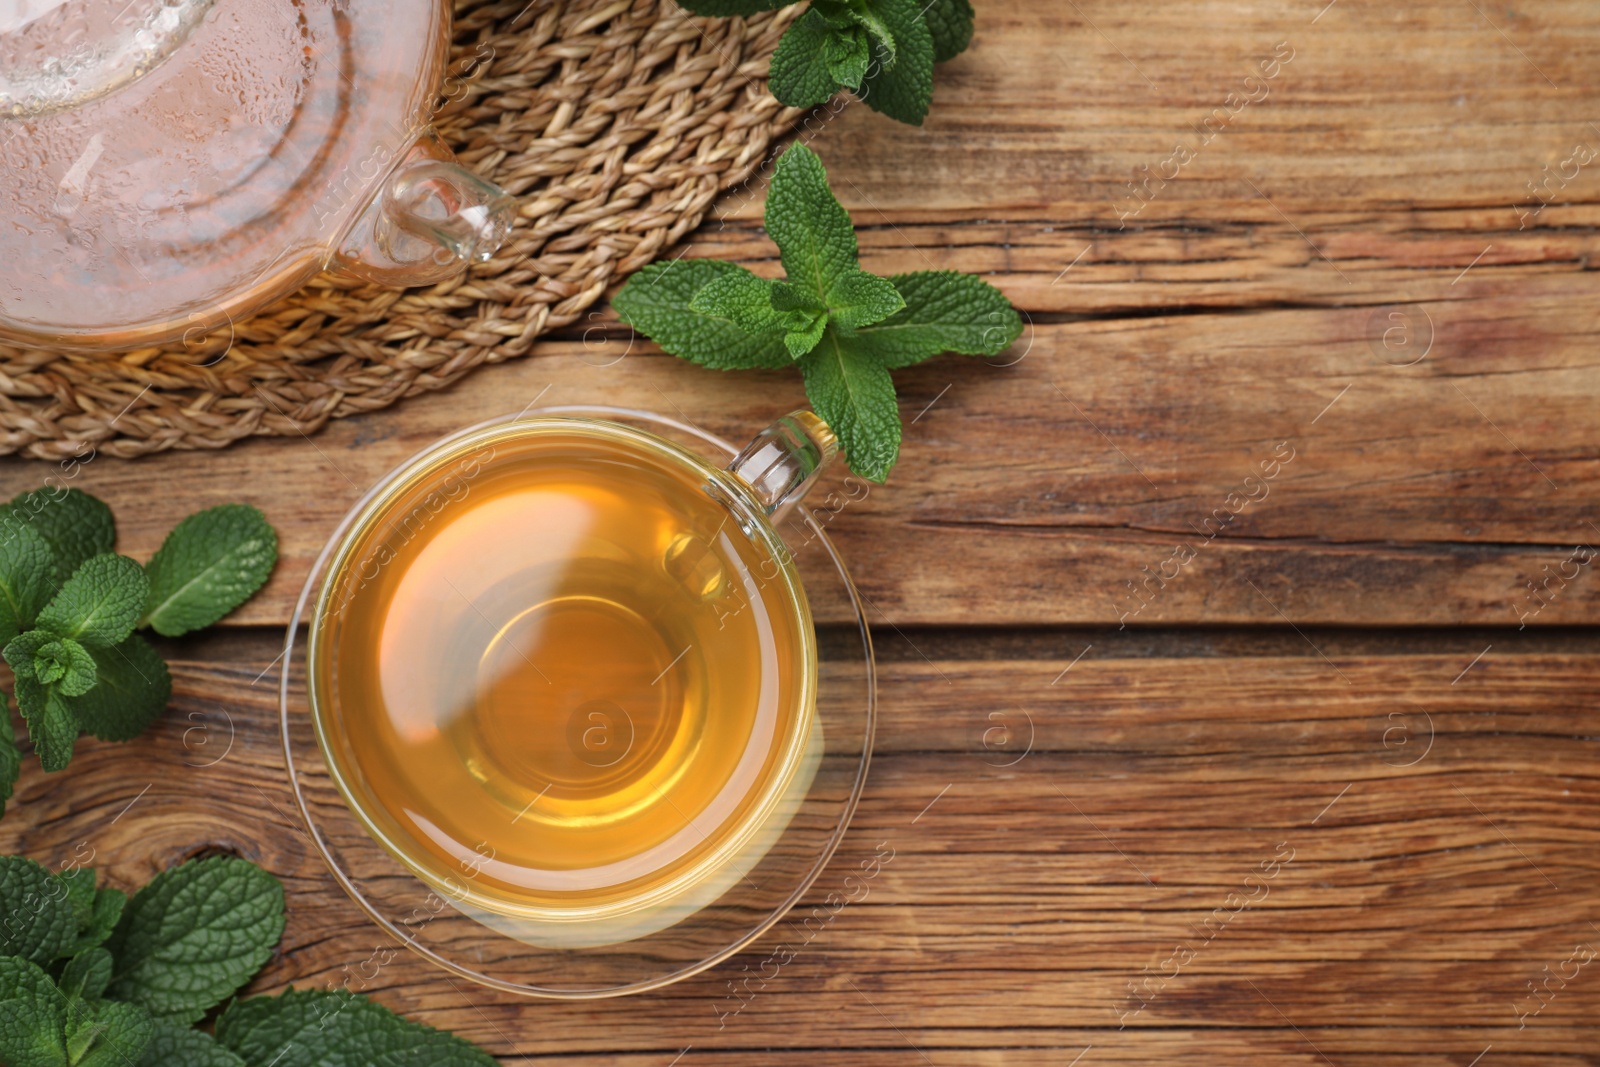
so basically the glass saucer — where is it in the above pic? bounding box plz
[279,406,877,998]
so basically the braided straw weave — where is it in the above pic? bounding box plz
[0,0,803,461]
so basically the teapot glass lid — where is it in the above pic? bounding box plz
[0,0,214,117]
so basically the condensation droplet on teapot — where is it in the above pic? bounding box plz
[0,0,216,116]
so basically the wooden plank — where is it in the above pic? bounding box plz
[17,273,1600,628]
[1,642,1594,1063]
[678,209,1600,316]
[798,0,1600,216]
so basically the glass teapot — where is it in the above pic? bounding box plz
[0,0,515,350]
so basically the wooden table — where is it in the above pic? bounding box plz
[5,0,1599,1063]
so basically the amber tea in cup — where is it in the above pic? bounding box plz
[307,413,836,947]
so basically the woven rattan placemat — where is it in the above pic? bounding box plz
[0,0,801,460]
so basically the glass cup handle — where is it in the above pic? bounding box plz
[727,411,839,521]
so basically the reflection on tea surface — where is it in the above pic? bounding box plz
[315,428,813,916]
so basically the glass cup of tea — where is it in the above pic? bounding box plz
[282,406,876,996]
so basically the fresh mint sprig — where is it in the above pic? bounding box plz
[613,143,1021,481]
[677,0,974,125]
[0,489,277,801]
[0,855,499,1066]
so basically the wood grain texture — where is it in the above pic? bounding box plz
[4,0,1599,629]
[1,640,1596,1065]
[19,291,1600,629]
[3,0,1600,1063]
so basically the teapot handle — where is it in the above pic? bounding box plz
[331,130,515,287]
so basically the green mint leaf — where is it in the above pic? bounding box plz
[0,520,59,646]
[808,0,856,26]
[825,25,871,88]
[105,856,286,1025]
[8,642,95,772]
[70,889,127,957]
[0,714,20,819]
[852,270,1023,367]
[63,635,170,743]
[687,272,789,335]
[673,0,793,13]
[69,1000,152,1067]
[136,1024,247,1067]
[770,10,843,108]
[766,143,858,301]
[0,855,78,964]
[33,647,65,685]
[5,629,54,682]
[30,640,97,698]
[857,0,934,124]
[56,869,128,958]
[216,989,499,1067]
[58,947,113,1002]
[56,868,96,925]
[924,0,974,63]
[784,312,829,359]
[814,0,894,59]
[141,505,277,638]
[848,1,897,67]
[688,272,827,358]
[62,998,97,1066]
[0,954,64,1002]
[7,489,114,579]
[57,640,97,698]
[14,674,80,773]
[0,956,68,1067]
[826,270,905,330]
[799,328,902,482]
[613,259,793,370]
[36,555,148,650]
[772,280,826,314]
